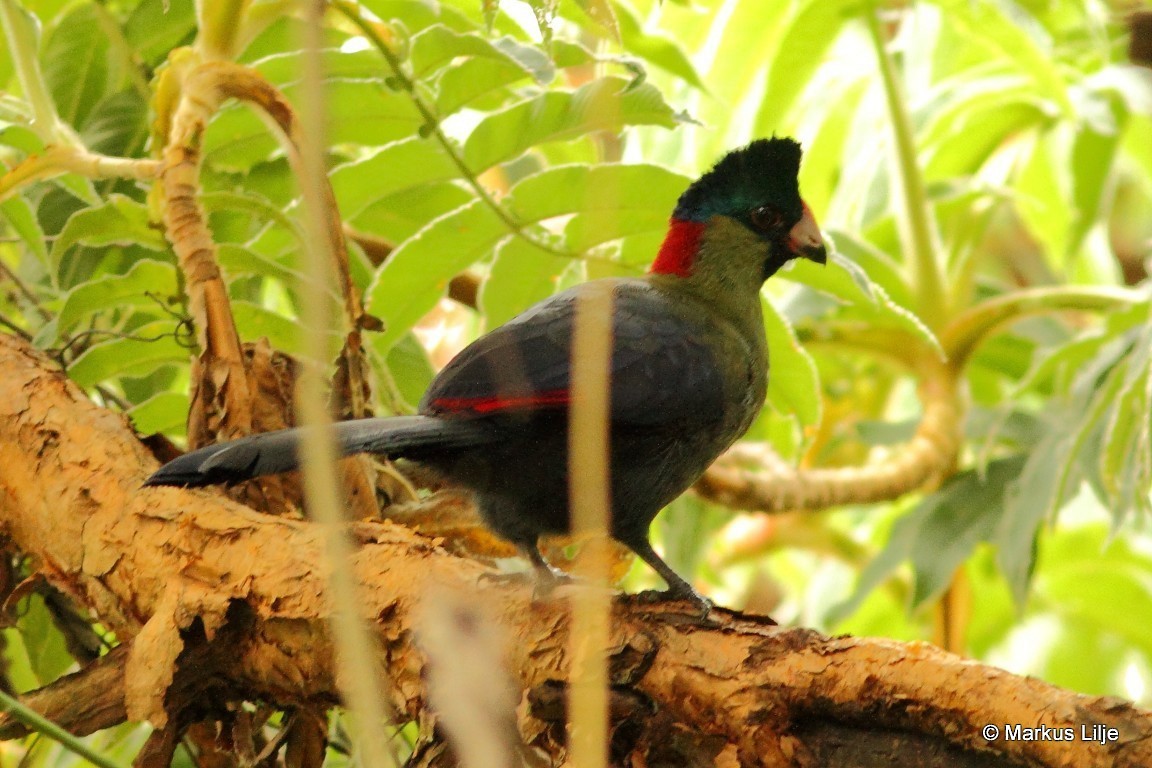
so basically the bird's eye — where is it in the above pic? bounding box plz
[749,205,784,232]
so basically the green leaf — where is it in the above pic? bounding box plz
[834,456,1027,619]
[783,246,943,359]
[251,48,390,85]
[67,321,188,388]
[203,80,423,169]
[462,76,678,172]
[910,457,1027,607]
[81,89,149,157]
[366,199,505,350]
[410,27,548,81]
[57,259,178,332]
[50,194,167,262]
[123,0,196,67]
[751,0,856,136]
[481,236,574,326]
[1068,89,1124,261]
[381,330,436,412]
[763,294,820,427]
[129,391,190,435]
[0,195,50,269]
[926,0,1072,117]
[217,243,311,286]
[1097,322,1152,520]
[353,181,476,245]
[41,4,114,129]
[920,77,1048,180]
[505,163,687,250]
[17,593,75,686]
[330,137,460,219]
[0,119,44,154]
[435,56,536,115]
[232,301,322,355]
[611,0,705,90]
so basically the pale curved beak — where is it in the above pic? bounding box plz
[788,202,826,264]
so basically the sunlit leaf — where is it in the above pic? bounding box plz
[462,76,678,172]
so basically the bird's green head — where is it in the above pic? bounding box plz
[650,138,826,281]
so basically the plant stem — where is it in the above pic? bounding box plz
[331,1,577,260]
[942,285,1145,364]
[0,690,128,768]
[0,148,160,204]
[865,4,946,329]
[295,3,398,766]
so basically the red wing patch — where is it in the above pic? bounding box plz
[430,388,571,415]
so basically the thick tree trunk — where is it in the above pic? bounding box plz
[1,333,1149,767]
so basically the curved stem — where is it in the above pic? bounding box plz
[696,332,961,514]
[331,1,577,260]
[865,5,946,329]
[942,285,1146,365]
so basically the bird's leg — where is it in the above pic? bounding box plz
[623,538,712,617]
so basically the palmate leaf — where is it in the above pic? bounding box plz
[832,456,1027,621]
[994,313,1151,603]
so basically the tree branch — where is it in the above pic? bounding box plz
[1,333,1149,767]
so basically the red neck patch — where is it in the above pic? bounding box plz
[649,218,705,278]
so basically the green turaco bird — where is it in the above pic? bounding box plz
[147,137,827,612]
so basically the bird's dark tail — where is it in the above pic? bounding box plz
[143,416,495,488]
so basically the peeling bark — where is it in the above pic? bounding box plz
[2,333,1150,768]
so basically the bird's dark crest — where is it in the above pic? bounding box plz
[672,138,803,223]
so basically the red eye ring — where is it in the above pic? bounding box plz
[750,205,784,232]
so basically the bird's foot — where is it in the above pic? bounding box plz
[477,570,535,588]
[478,565,577,602]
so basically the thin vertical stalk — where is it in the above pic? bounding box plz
[0,0,77,145]
[294,2,396,766]
[866,4,946,329]
[568,280,613,768]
